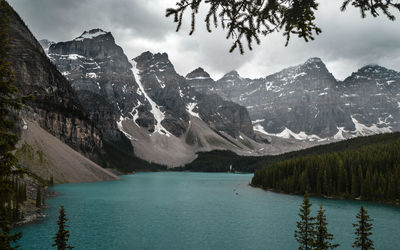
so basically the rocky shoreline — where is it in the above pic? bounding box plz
[16,170,126,226]
[17,180,56,226]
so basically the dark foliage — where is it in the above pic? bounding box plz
[35,185,41,208]
[166,0,400,53]
[0,1,25,248]
[186,132,400,173]
[252,132,400,203]
[314,205,339,249]
[295,192,315,250]
[53,206,73,250]
[352,205,374,250]
[100,139,167,172]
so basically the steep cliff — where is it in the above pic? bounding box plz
[339,65,400,136]
[4,4,103,159]
[209,58,400,140]
[47,31,268,166]
[133,52,255,139]
[0,2,126,182]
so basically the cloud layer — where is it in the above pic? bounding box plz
[10,0,400,80]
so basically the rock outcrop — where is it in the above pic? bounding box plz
[1,2,124,181]
[46,30,263,166]
[5,5,103,158]
[338,65,400,136]
[198,58,400,141]
[48,29,141,141]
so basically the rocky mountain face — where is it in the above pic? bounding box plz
[38,39,54,53]
[185,67,214,94]
[4,4,158,175]
[4,5,103,158]
[48,30,255,140]
[132,52,255,139]
[193,58,400,141]
[46,30,264,166]
[48,29,141,142]
[338,65,400,137]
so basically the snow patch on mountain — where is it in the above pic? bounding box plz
[75,29,108,41]
[178,87,184,98]
[334,127,348,140]
[351,116,392,136]
[186,103,200,118]
[251,119,265,124]
[50,54,85,60]
[271,128,322,141]
[253,124,270,136]
[293,72,307,79]
[253,125,322,141]
[154,74,166,88]
[132,61,172,137]
[117,116,136,141]
[128,101,142,127]
[186,76,211,80]
[86,72,98,79]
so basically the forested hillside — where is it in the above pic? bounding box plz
[185,132,400,173]
[251,133,400,203]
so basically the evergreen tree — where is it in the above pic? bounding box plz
[313,205,339,250]
[251,133,400,203]
[49,175,54,186]
[352,205,374,250]
[166,0,400,54]
[295,192,315,250]
[53,206,74,250]
[35,185,41,208]
[0,0,24,248]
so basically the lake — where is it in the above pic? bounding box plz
[17,172,400,249]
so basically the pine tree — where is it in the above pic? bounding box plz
[313,205,339,250]
[166,0,400,54]
[295,192,315,250]
[0,0,23,248]
[35,185,41,208]
[352,205,374,250]
[53,206,74,250]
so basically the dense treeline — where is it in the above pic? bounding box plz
[1,176,27,223]
[185,132,400,173]
[252,136,400,203]
[101,139,167,172]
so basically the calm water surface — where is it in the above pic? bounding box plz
[17,172,400,249]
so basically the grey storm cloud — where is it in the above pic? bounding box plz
[9,0,400,80]
[11,0,173,40]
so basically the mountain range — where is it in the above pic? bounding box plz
[188,58,400,141]
[5,0,399,173]
[37,27,400,168]
[40,29,286,167]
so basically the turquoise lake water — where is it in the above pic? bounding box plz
[16,172,400,249]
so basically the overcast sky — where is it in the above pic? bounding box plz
[9,0,400,80]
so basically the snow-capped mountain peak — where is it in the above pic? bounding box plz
[208,57,400,141]
[74,28,109,41]
[344,65,400,86]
